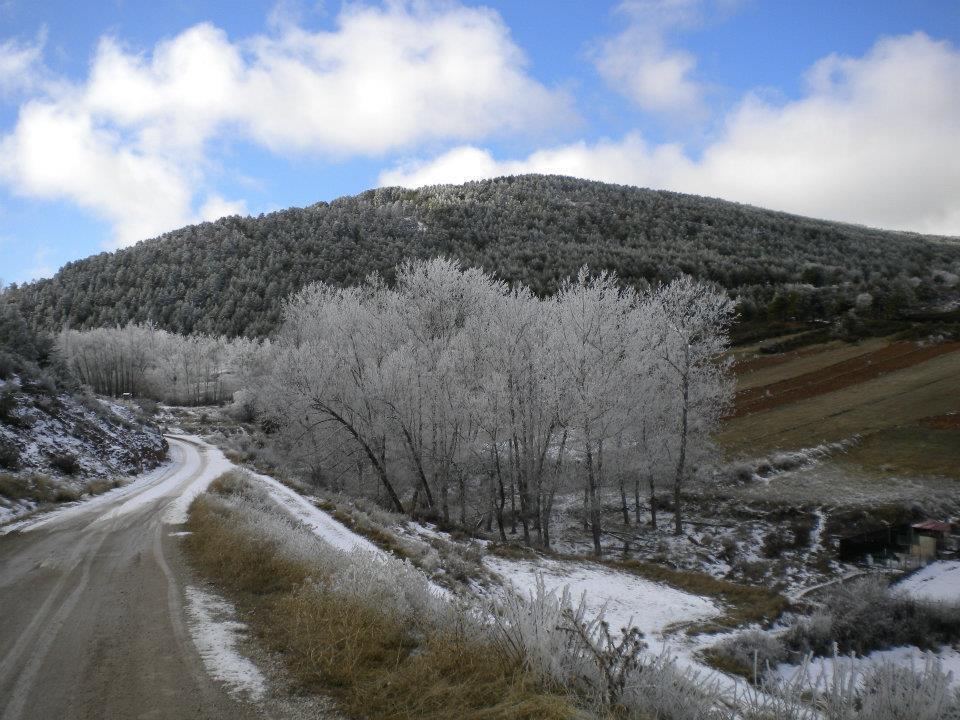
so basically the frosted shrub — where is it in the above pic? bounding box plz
[710,629,788,680]
[490,580,731,718]
[784,576,960,656]
[329,549,455,632]
[858,659,957,720]
[489,578,603,694]
[755,653,960,720]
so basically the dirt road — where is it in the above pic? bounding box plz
[0,437,268,720]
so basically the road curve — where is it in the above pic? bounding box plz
[0,436,262,720]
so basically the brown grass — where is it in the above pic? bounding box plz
[183,483,580,720]
[0,472,80,504]
[85,477,122,496]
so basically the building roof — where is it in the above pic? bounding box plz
[912,520,953,533]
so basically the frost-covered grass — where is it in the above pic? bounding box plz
[184,471,577,720]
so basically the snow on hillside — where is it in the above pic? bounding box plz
[897,561,960,603]
[0,375,167,521]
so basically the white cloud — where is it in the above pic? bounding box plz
[382,33,960,235]
[593,0,707,117]
[0,32,44,94]
[199,195,248,222]
[0,2,567,247]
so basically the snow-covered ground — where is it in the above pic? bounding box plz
[484,554,719,639]
[896,561,960,603]
[162,435,234,524]
[775,644,960,689]
[184,585,267,700]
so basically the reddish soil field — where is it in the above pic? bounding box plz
[731,341,960,418]
[732,344,824,376]
[920,412,960,430]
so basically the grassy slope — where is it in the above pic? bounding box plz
[720,339,960,502]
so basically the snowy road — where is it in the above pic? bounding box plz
[0,436,283,720]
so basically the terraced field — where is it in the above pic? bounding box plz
[720,336,960,498]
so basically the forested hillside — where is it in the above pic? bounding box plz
[6,175,960,338]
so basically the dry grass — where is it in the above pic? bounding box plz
[183,478,580,720]
[0,472,80,504]
[85,477,123,496]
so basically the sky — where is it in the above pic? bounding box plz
[0,0,958,284]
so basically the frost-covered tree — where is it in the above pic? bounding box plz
[647,276,735,535]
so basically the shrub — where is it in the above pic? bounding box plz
[705,629,788,681]
[134,397,159,416]
[0,386,17,423]
[49,452,80,476]
[784,576,960,656]
[0,439,20,470]
[85,477,122,496]
[0,472,29,500]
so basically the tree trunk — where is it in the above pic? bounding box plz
[649,477,658,530]
[619,474,630,526]
[317,402,404,514]
[586,425,602,556]
[634,474,642,526]
[673,349,690,536]
[493,444,508,542]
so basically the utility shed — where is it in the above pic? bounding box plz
[911,520,958,559]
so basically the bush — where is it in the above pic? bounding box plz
[0,472,79,504]
[0,386,17,423]
[784,576,960,656]
[0,439,20,470]
[49,452,80,476]
[705,629,788,681]
[134,397,159,416]
[85,477,122,496]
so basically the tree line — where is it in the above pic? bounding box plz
[257,258,733,552]
[57,325,266,406]
[51,259,733,550]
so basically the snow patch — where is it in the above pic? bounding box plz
[484,555,720,638]
[184,585,266,700]
[897,561,960,603]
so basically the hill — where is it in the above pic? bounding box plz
[6,175,960,338]
[0,301,167,523]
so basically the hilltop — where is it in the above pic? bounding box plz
[6,175,959,338]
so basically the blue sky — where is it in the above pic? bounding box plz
[1,0,958,284]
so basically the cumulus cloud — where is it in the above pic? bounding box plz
[0,2,567,247]
[592,0,707,117]
[382,32,960,235]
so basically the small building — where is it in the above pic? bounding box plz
[911,519,958,559]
